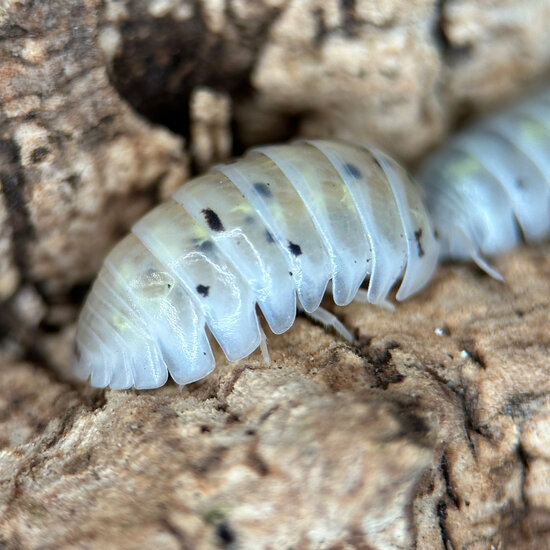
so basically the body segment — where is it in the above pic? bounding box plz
[75,140,438,389]
[417,88,550,274]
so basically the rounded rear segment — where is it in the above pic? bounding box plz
[74,234,215,390]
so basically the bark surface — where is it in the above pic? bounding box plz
[1,0,550,548]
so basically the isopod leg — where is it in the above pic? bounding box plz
[259,325,271,365]
[353,288,395,311]
[300,305,354,343]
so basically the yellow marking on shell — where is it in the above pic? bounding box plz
[230,200,255,217]
[447,155,483,180]
[112,312,131,331]
[192,223,210,241]
[267,199,291,230]
[520,118,548,142]
[322,179,355,208]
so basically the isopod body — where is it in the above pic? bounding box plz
[74,140,439,389]
[418,88,550,276]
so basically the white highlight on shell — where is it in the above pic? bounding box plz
[75,140,439,389]
[75,88,550,390]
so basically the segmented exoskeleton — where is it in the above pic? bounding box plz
[75,140,439,389]
[75,89,550,390]
[418,88,550,278]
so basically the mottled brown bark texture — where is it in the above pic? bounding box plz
[0,0,550,548]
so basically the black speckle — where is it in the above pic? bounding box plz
[433,0,473,61]
[253,182,272,198]
[436,500,449,548]
[265,230,275,244]
[434,229,439,240]
[341,0,359,37]
[244,215,255,224]
[216,522,235,544]
[196,284,210,297]
[356,340,403,390]
[66,174,80,189]
[288,271,293,276]
[167,283,172,289]
[344,162,362,179]
[31,147,49,163]
[312,7,328,46]
[202,208,224,232]
[414,228,425,257]
[460,338,486,369]
[440,453,459,507]
[516,178,526,189]
[372,157,383,170]
[288,241,302,256]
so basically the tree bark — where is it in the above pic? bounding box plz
[1,1,550,548]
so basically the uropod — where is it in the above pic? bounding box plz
[75,88,550,390]
[74,140,439,389]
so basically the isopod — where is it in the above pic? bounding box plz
[417,88,550,277]
[75,88,550,390]
[74,140,439,389]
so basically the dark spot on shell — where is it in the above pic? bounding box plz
[196,284,210,297]
[202,208,224,232]
[414,228,425,257]
[289,271,293,276]
[516,178,526,189]
[344,162,362,179]
[253,182,272,198]
[244,215,255,224]
[198,240,214,253]
[372,157,383,170]
[31,147,49,163]
[288,241,302,256]
[265,230,275,244]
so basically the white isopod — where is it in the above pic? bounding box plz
[75,89,550,390]
[74,139,439,389]
[418,88,550,278]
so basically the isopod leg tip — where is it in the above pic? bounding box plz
[472,252,505,281]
